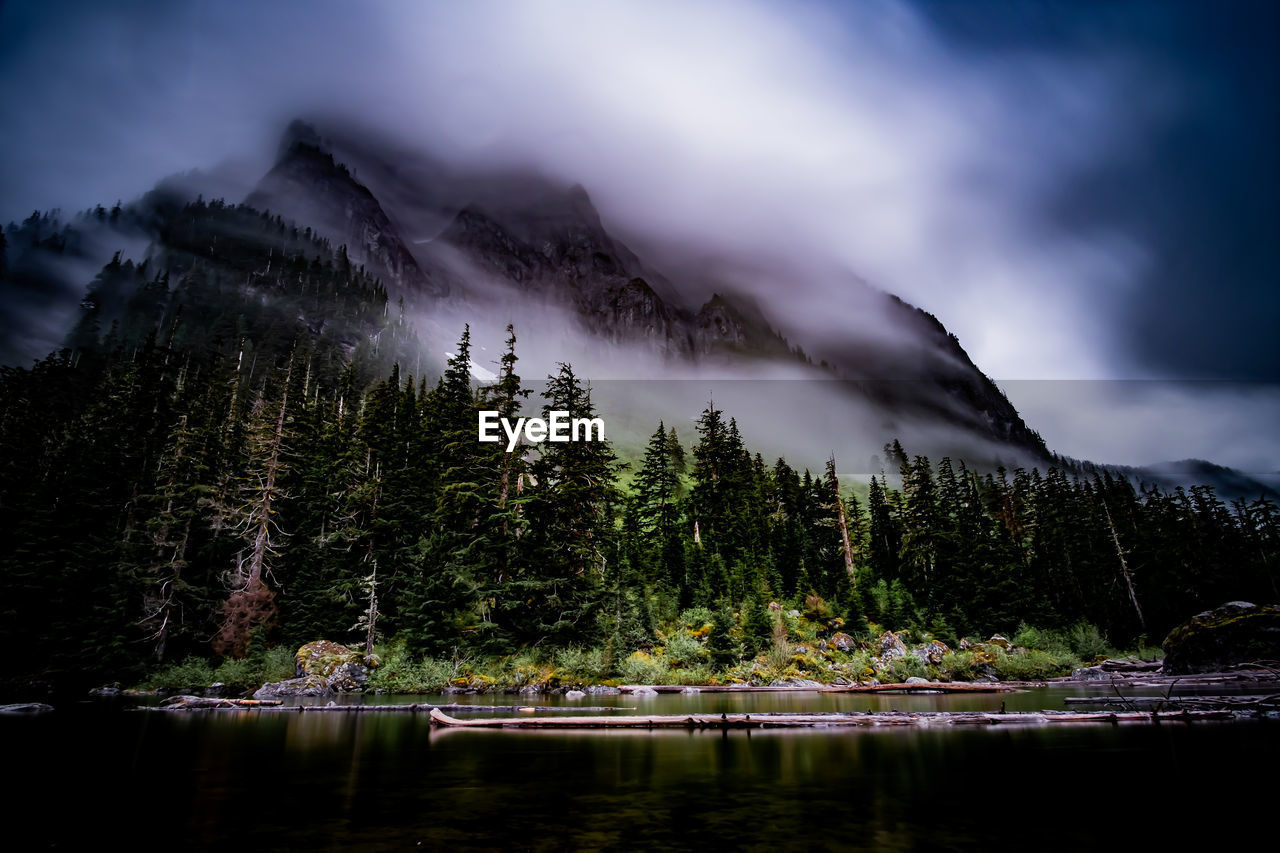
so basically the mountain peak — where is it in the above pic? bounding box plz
[246,122,445,297]
[277,119,326,162]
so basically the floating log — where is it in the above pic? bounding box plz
[1064,695,1280,709]
[145,702,633,713]
[619,685,802,693]
[425,708,1240,729]
[158,696,283,709]
[617,682,1020,695]
[821,682,1021,694]
[1054,671,1280,687]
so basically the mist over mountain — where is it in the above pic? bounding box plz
[222,120,1051,468]
[5,110,1278,502]
[2,0,1276,477]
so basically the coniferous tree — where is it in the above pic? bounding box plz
[520,363,622,646]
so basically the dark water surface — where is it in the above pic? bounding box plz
[4,689,1274,851]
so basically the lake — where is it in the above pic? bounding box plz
[5,687,1274,851]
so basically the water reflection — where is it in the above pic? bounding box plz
[5,690,1274,850]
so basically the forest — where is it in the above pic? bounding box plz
[2,199,1277,693]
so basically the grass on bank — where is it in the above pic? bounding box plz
[138,595,1159,694]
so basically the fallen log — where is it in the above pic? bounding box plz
[617,682,1020,695]
[1064,695,1280,709]
[618,685,803,693]
[145,702,633,713]
[822,682,1021,694]
[425,707,1239,730]
[158,696,283,709]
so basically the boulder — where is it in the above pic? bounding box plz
[202,682,238,698]
[911,640,949,667]
[564,689,587,700]
[987,634,1011,650]
[253,675,333,700]
[295,640,366,678]
[0,703,54,715]
[587,685,621,695]
[877,631,908,660]
[680,686,700,695]
[325,661,370,693]
[1069,664,1115,681]
[1162,601,1280,675]
[88,686,121,699]
[630,686,659,696]
[830,632,856,652]
[904,676,931,684]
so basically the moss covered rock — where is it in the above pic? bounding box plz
[877,631,908,660]
[295,641,367,678]
[911,640,949,667]
[252,674,333,700]
[1162,601,1280,675]
[829,632,856,652]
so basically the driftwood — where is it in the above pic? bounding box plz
[147,702,632,713]
[618,682,1021,695]
[1056,670,1280,686]
[426,707,1241,729]
[821,682,1021,694]
[159,696,283,709]
[1064,695,1280,710]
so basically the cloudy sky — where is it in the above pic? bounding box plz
[1,0,1276,469]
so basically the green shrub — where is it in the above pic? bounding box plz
[678,607,714,630]
[145,656,215,690]
[1067,622,1111,659]
[662,630,709,668]
[367,641,459,693]
[554,646,610,682]
[620,651,669,684]
[1011,623,1070,655]
[210,657,254,688]
[839,649,877,682]
[937,650,977,681]
[991,648,1078,680]
[879,654,929,683]
[666,665,717,686]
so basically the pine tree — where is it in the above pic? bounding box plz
[519,363,622,646]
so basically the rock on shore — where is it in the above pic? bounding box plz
[1162,601,1280,675]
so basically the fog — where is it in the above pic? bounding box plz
[1,0,1275,470]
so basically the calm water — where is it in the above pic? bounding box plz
[4,689,1274,851]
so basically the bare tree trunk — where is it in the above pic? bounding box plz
[828,455,857,583]
[214,356,292,657]
[241,360,291,590]
[1102,499,1146,632]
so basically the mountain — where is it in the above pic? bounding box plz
[246,121,446,298]
[233,121,1050,463]
[1129,459,1278,502]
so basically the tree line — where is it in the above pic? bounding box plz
[1,199,1277,691]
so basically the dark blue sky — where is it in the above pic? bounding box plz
[915,0,1280,380]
